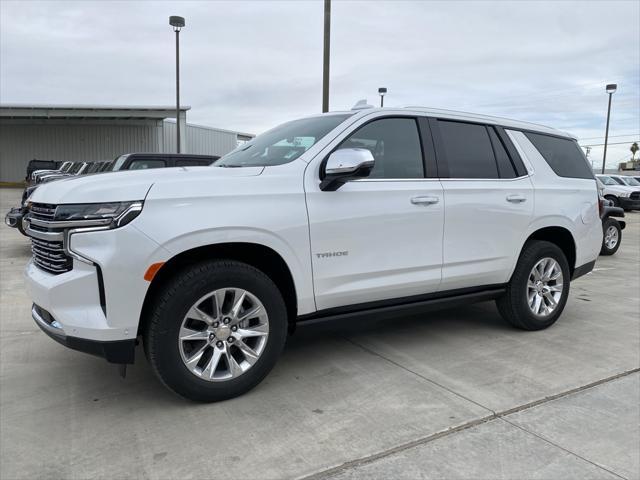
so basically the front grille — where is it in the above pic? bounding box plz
[630,192,640,200]
[31,237,73,274]
[29,203,57,221]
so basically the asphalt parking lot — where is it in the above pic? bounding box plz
[0,187,638,480]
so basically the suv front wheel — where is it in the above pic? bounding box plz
[144,260,288,402]
[497,240,570,331]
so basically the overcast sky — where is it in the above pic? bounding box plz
[1,0,638,168]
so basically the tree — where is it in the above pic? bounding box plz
[631,142,639,161]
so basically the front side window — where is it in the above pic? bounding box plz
[216,114,352,168]
[337,117,424,179]
[620,176,640,186]
[525,132,593,179]
[438,121,498,179]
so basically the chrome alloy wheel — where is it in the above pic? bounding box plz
[527,257,564,317]
[178,288,269,382]
[604,225,619,250]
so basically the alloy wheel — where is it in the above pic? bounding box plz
[604,225,619,250]
[178,288,269,382]
[527,257,564,317]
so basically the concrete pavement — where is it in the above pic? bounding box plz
[0,187,638,480]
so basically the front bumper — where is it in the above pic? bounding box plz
[619,197,640,210]
[24,221,168,347]
[4,207,24,229]
[32,304,136,363]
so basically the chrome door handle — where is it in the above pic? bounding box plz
[506,194,527,203]
[411,196,439,205]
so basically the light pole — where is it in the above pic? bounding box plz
[322,0,331,113]
[170,15,185,153]
[378,87,387,107]
[601,83,617,174]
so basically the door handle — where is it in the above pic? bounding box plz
[411,196,439,205]
[506,194,527,203]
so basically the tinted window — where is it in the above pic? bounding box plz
[438,121,498,178]
[488,128,517,178]
[129,159,166,170]
[525,132,593,179]
[338,118,424,179]
[175,159,213,167]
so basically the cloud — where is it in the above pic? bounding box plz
[1,0,638,167]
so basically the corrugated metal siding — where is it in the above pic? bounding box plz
[163,121,239,156]
[0,120,161,182]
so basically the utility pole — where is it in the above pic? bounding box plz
[322,0,331,113]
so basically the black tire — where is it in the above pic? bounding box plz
[604,195,620,208]
[16,221,27,237]
[600,218,621,256]
[496,240,570,331]
[144,260,288,402]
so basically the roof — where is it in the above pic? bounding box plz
[0,104,191,120]
[330,106,575,139]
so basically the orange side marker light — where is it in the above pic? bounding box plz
[144,262,165,282]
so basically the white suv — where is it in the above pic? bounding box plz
[24,107,602,401]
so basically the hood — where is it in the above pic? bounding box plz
[28,166,264,204]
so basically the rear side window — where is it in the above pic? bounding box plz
[524,133,593,179]
[128,159,166,170]
[437,121,498,178]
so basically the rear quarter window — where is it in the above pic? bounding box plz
[525,132,593,179]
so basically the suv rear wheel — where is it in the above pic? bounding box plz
[497,241,570,331]
[144,260,288,402]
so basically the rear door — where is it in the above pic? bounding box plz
[431,119,534,290]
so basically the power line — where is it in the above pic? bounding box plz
[579,140,640,147]
[579,133,640,140]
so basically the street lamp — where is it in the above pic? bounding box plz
[601,83,617,174]
[378,87,387,107]
[169,15,185,153]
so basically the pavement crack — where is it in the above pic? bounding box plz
[499,417,629,480]
[304,345,639,480]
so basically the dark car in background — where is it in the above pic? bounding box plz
[5,153,219,236]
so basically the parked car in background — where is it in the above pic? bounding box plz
[22,107,602,402]
[6,154,220,236]
[596,178,625,256]
[111,153,218,171]
[26,159,65,181]
[595,174,640,210]
[609,174,640,189]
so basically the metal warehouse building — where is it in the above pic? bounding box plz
[0,104,253,182]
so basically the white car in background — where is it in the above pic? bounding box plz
[596,174,640,210]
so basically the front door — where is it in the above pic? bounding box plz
[305,116,445,311]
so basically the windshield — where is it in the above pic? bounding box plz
[215,114,352,168]
[598,176,618,186]
[112,154,130,171]
[620,176,640,186]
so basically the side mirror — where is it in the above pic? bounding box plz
[320,148,375,191]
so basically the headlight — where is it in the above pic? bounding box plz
[618,191,631,198]
[54,201,143,228]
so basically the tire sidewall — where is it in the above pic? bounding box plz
[512,242,571,329]
[147,261,288,402]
